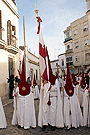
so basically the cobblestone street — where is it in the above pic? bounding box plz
[0,98,90,135]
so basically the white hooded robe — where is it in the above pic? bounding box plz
[0,97,7,128]
[83,89,90,127]
[38,79,64,128]
[12,87,36,129]
[62,88,83,129]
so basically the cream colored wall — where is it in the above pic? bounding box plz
[0,49,8,84]
[0,49,20,97]
[71,15,90,67]
[0,0,19,47]
[0,0,19,97]
[26,51,40,85]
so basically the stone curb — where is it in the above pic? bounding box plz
[3,100,13,107]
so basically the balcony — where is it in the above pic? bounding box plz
[0,27,18,54]
[11,35,18,47]
[0,27,6,49]
[66,49,73,54]
[7,35,18,54]
[64,36,73,43]
[66,62,73,66]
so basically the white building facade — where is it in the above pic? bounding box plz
[50,59,59,76]
[18,47,40,87]
[26,51,40,86]
[0,0,19,97]
[58,53,66,75]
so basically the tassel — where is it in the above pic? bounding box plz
[47,93,51,106]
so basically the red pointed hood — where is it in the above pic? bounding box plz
[45,47,57,85]
[64,64,74,96]
[72,72,77,85]
[18,57,30,96]
[33,74,37,87]
[80,71,86,89]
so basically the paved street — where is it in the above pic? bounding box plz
[0,98,90,135]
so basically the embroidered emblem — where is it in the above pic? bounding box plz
[22,86,26,91]
[69,89,72,93]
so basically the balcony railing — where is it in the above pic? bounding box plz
[0,27,5,41]
[66,62,73,66]
[11,35,18,47]
[64,36,73,43]
[66,49,73,54]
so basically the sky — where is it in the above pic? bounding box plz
[15,0,87,60]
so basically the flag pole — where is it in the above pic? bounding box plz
[34,3,39,17]
[23,16,26,77]
[87,72,90,126]
[79,80,81,106]
[62,70,64,117]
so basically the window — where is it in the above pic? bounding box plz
[66,57,69,62]
[7,20,16,46]
[65,30,71,39]
[66,32,69,38]
[66,55,73,65]
[7,20,11,45]
[69,57,72,61]
[83,24,88,31]
[85,53,90,60]
[12,25,16,35]
[30,68,33,83]
[69,62,73,65]
[56,63,58,66]
[67,45,70,50]
[74,30,77,36]
[75,56,79,62]
[84,39,89,46]
[62,59,64,66]
[75,42,79,48]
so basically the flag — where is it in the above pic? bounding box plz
[36,16,57,85]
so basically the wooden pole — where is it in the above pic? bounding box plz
[62,70,64,117]
[23,16,26,77]
[79,80,81,106]
[87,72,90,126]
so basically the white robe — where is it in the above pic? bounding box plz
[34,85,40,99]
[62,89,83,129]
[0,97,7,128]
[83,89,90,127]
[73,84,80,101]
[38,79,64,128]
[80,86,87,107]
[12,87,36,129]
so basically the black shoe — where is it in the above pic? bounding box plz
[42,125,46,131]
[17,125,21,129]
[51,126,55,131]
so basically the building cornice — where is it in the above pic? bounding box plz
[63,26,71,33]
[28,51,39,59]
[28,59,39,66]
[50,59,59,63]
[86,9,90,16]
[2,0,19,19]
